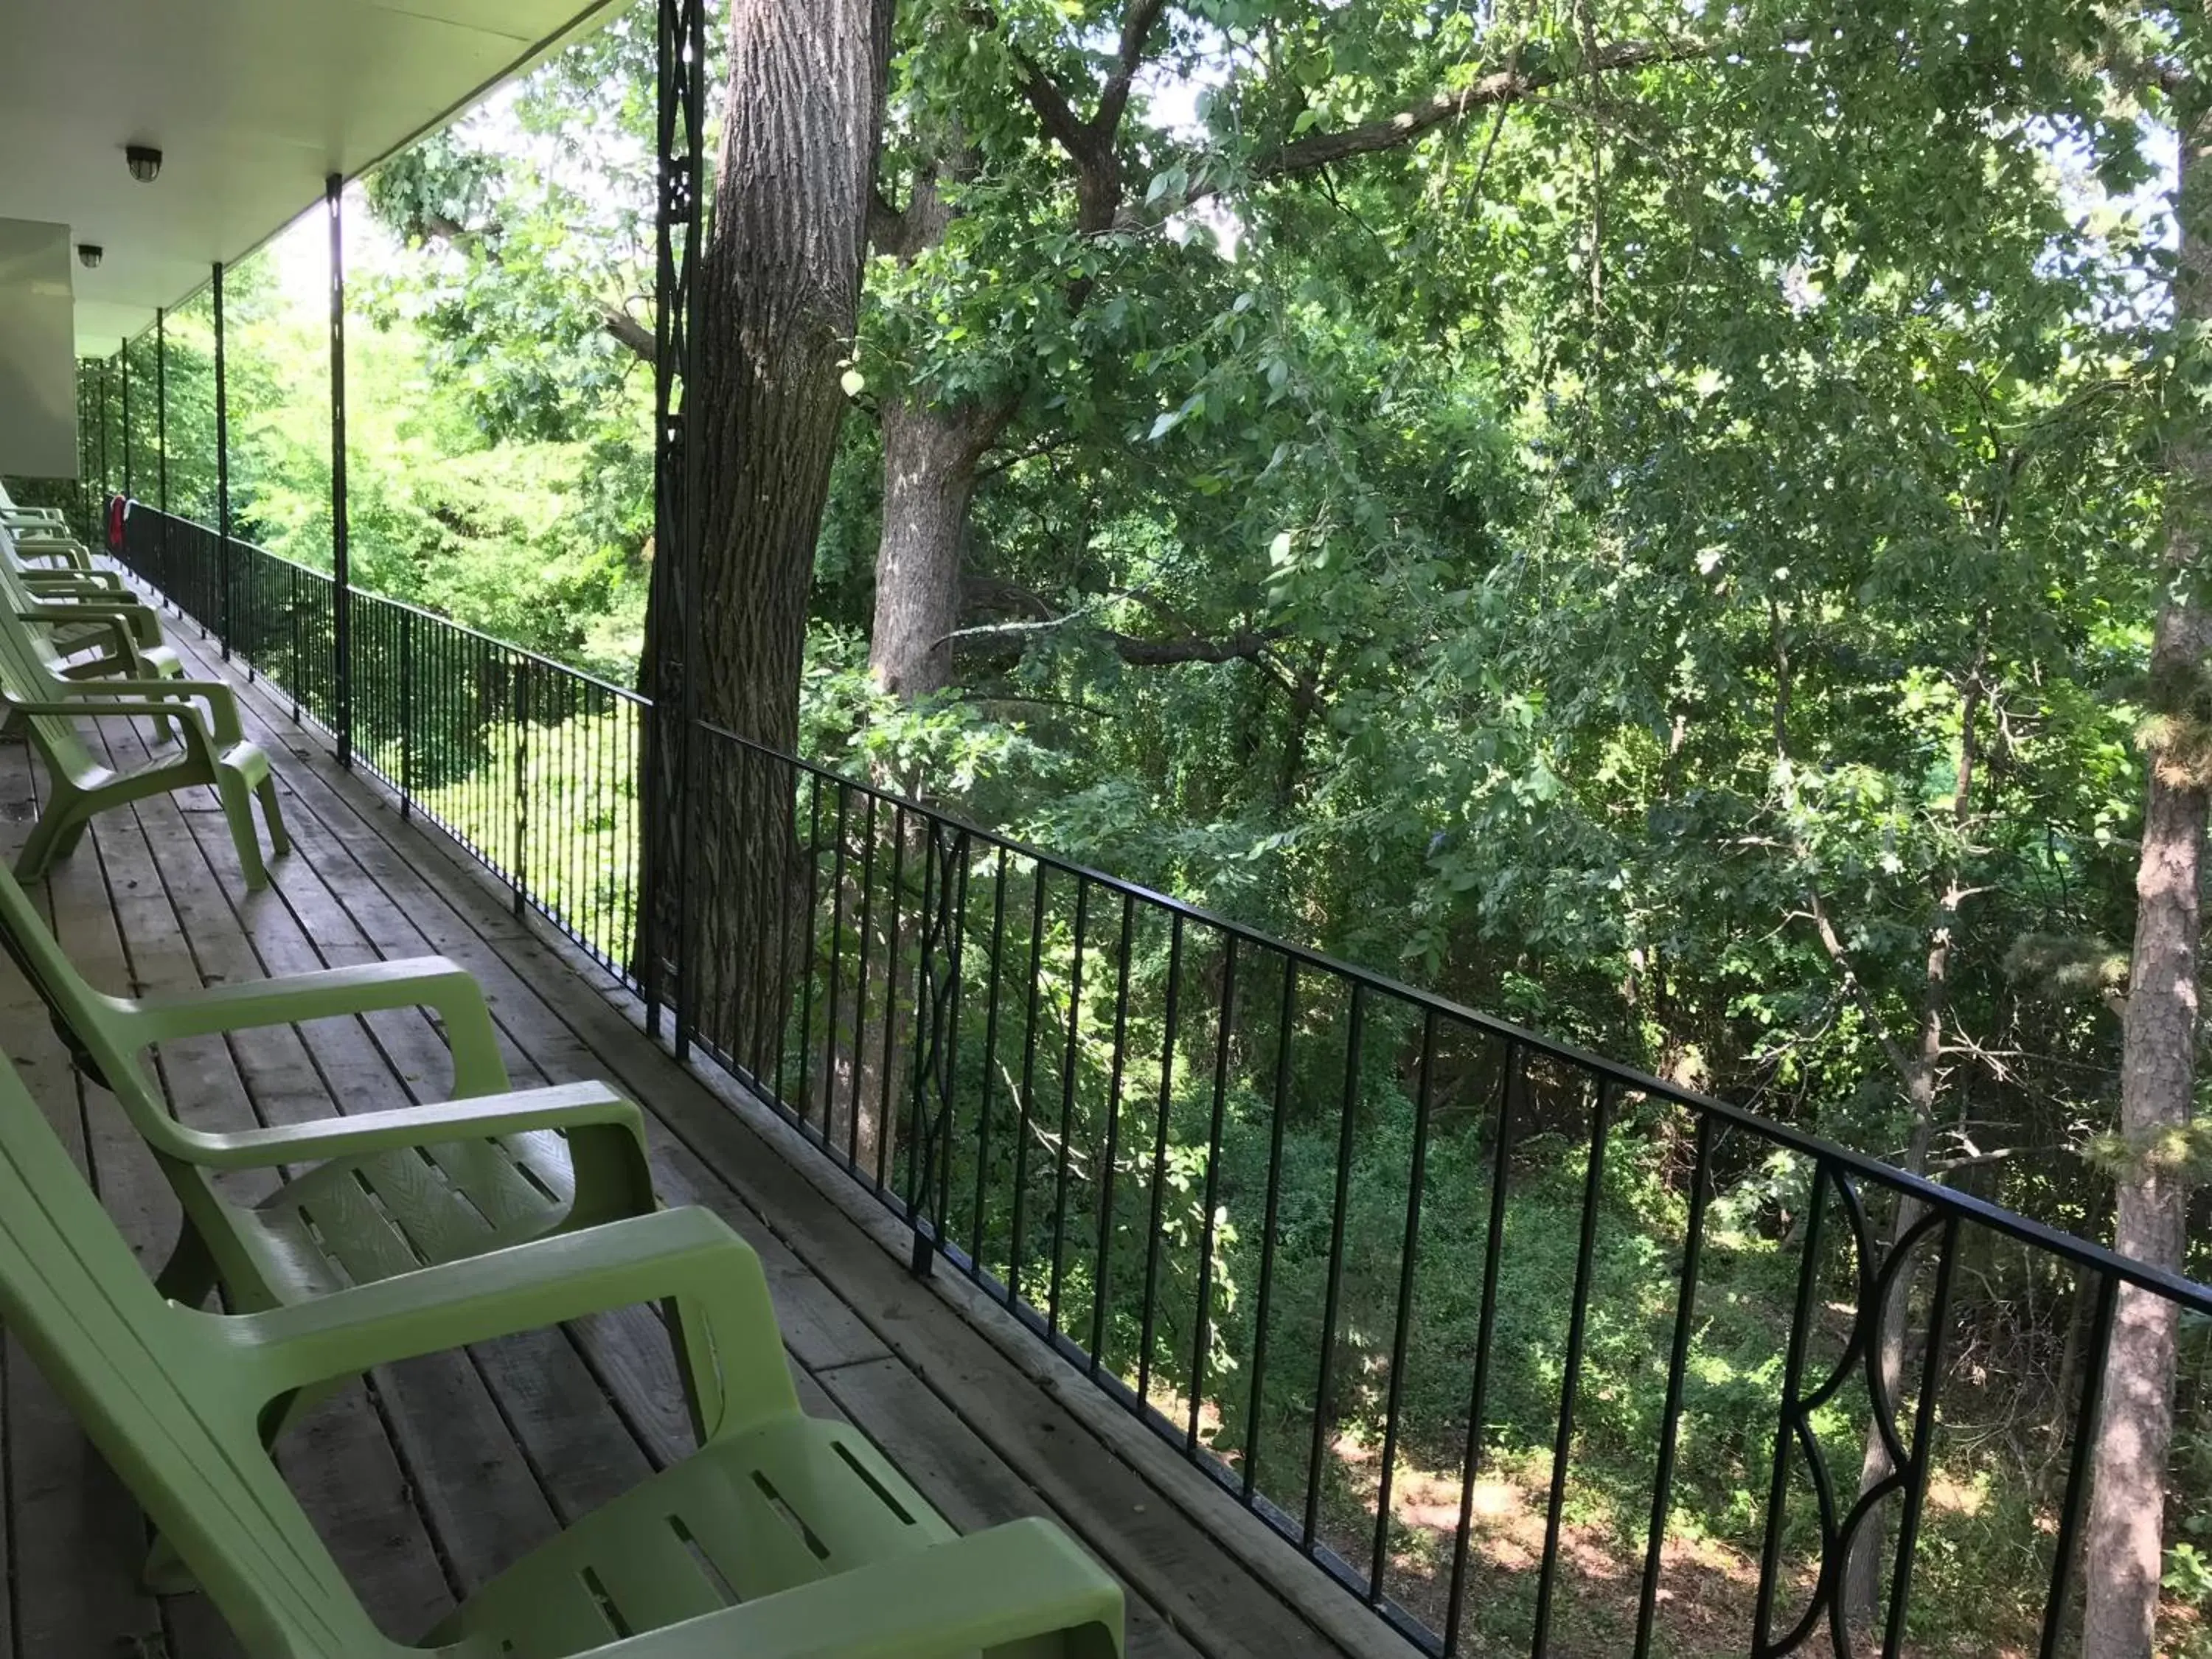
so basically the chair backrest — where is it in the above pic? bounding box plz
[0,1051,392,1657]
[0,593,97,778]
[0,858,200,1161]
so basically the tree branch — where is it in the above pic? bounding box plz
[1257,39,1693,178]
[600,307,658,364]
[1127,37,1703,230]
[418,207,654,365]
[959,574,1287,667]
[1094,0,1173,142]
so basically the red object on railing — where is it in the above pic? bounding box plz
[105,495,127,551]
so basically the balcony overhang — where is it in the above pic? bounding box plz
[0,0,626,357]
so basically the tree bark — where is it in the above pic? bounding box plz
[650,0,895,1049]
[2081,55,2212,1659]
[870,395,1001,697]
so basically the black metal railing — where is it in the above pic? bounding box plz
[108,498,2212,1659]
[114,504,644,978]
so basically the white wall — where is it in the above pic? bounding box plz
[0,220,77,479]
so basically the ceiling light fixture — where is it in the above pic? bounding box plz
[125,145,162,184]
[76,243,102,269]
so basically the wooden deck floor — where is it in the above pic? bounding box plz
[0,614,1392,1659]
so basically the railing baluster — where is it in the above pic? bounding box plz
[1533,1077,1615,1653]
[1088,891,1138,1376]
[397,606,414,819]
[1135,912,1185,1405]
[1634,1110,1715,1659]
[1008,861,1048,1308]
[875,803,908,1193]
[2039,1270,2118,1659]
[1753,1159,1831,1652]
[1881,1214,1961,1659]
[847,791,880,1175]
[1242,954,1297,1504]
[934,843,969,1237]
[794,771,824,1127]
[1187,933,1237,1458]
[819,785,852,1143]
[1304,982,1365,1551]
[1046,877,1090,1338]
[969,844,1011,1273]
[1443,1037,1520,1657]
[1369,1004,1437,1607]
[773,754,796,1107]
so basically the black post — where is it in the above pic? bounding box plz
[155,307,167,512]
[327,173,353,768]
[158,307,176,621]
[215,261,233,658]
[120,342,131,501]
[97,359,108,516]
[645,0,706,1053]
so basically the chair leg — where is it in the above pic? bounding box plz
[256,773,292,858]
[14,796,86,881]
[215,770,271,890]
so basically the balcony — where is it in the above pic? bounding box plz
[0,508,2185,1659]
[0,583,1368,1659]
[6,4,2212,1654]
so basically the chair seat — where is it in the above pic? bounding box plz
[432,1414,952,1658]
[242,1130,582,1300]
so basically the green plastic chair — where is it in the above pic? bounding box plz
[0,545,179,678]
[0,1049,1126,1658]
[0,555,185,742]
[0,854,657,1318]
[0,594,288,888]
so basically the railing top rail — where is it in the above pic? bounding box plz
[700,717,2212,1315]
[119,499,649,705]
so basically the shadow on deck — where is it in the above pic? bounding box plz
[0,620,1390,1659]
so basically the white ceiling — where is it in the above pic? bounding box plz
[0,0,624,354]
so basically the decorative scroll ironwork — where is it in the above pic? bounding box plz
[1751,1164,1964,1659]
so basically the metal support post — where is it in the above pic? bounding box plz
[327,173,353,768]
[215,262,234,657]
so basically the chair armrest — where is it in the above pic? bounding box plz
[178,1079,638,1167]
[594,1520,1124,1659]
[119,956,510,1096]
[13,545,95,570]
[21,609,133,660]
[5,695,212,723]
[230,1205,798,1441]
[33,675,241,744]
[18,568,125,591]
[18,597,162,646]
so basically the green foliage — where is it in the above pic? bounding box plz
[49,1,2211,1649]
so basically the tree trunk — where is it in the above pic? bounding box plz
[869,396,1002,698]
[2081,59,2212,1659]
[651,0,895,1054]
[867,156,1016,702]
